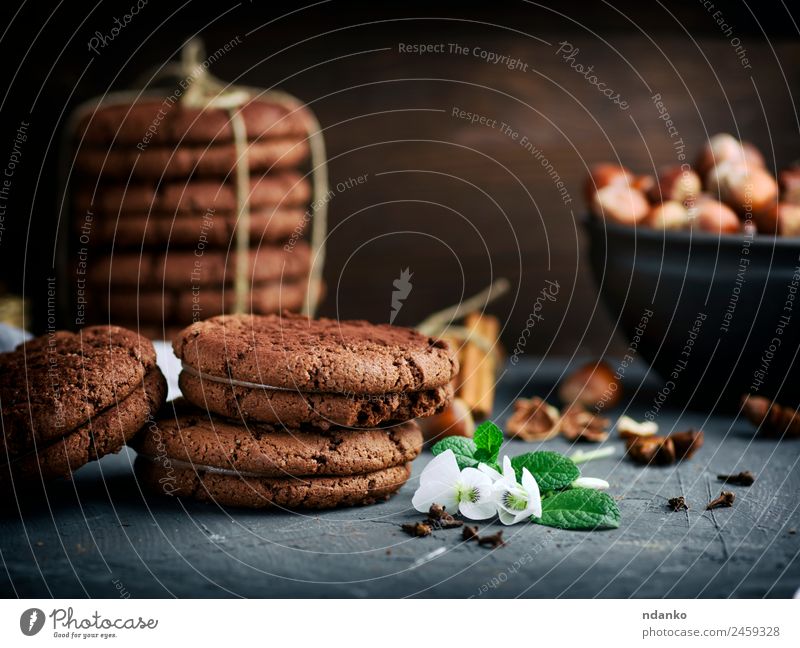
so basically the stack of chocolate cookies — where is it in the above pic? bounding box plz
[134,313,457,509]
[0,326,166,489]
[70,97,317,337]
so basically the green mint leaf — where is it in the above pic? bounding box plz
[473,421,503,464]
[533,489,620,530]
[511,451,580,491]
[431,436,478,469]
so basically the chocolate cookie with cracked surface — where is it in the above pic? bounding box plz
[77,98,312,147]
[0,326,167,485]
[173,312,456,428]
[136,459,411,509]
[76,137,309,180]
[132,399,423,477]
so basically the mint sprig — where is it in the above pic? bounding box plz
[431,436,479,469]
[511,451,580,492]
[532,488,620,530]
[472,421,503,469]
[428,418,620,531]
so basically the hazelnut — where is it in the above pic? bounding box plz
[506,396,561,441]
[779,167,800,205]
[617,415,658,439]
[584,163,635,203]
[644,201,691,230]
[590,184,650,225]
[754,203,800,236]
[649,166,701,204]
[706,161,778,215]
[417,398,475,443]
[689,196,741,234]
[695,133,747,177]
[558,360,621,409]
[741,141,766,168]
[670,428,704,460]
[625,435,676,465]
[633,174,656,196]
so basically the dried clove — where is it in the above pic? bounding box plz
[402,522,432,537]
[706,491,736,510]
[668,496,688,511]
[461,524,505,548]
[427,504,463,529]
[506,397,561,441]
[671,429,704,460]
[741,395,800,438]
[717,471,756,486]
[560,404,610,443]
[478,531,506,548]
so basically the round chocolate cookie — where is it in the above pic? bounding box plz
[0,326,167,483]
[97,279,309,323]
[133,399,422,477]
[174,313,456,395]
[77,98,312,146]
[3,368,166,484]
[76,137,309,180]
[73,172,311,215]
[136,459,411,509]
[178,371,452,430]
[87,243,311,289]
[88,206,307,248]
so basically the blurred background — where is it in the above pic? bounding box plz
[0,0,798,355]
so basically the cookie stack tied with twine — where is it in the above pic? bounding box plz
[132,313,458,509]
[63,39,328,337]
[0,326,167,490]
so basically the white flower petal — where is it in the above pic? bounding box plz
[498,507,529,525]
[459,496,497,520]
[502,455,515,481]
[522,468,542,518]
[572,477,609,490]
[411,480,458,513]
[478,462,503,482]
[419,449,461,486]
[460,467,493,489]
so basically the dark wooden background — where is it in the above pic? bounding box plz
[1,1,799,354]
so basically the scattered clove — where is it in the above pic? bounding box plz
[560,404,610,443]
[668,496,688,511]
[506,397,561,441]
[402,522,432,537]
[717,471,756,486]
[706,491,736,510]
[741,395,800,438]
[478,531,506,548]
[427,504,463,529]
[461,525,505,548]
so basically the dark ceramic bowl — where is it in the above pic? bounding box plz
[585,217,800,410]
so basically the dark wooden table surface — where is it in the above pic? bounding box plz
[1,358,798,599]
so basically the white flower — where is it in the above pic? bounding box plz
[492,456,542,525]
[572,477,609,490]
[412,450,496,519]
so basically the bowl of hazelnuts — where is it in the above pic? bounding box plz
[585,133,800,408]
